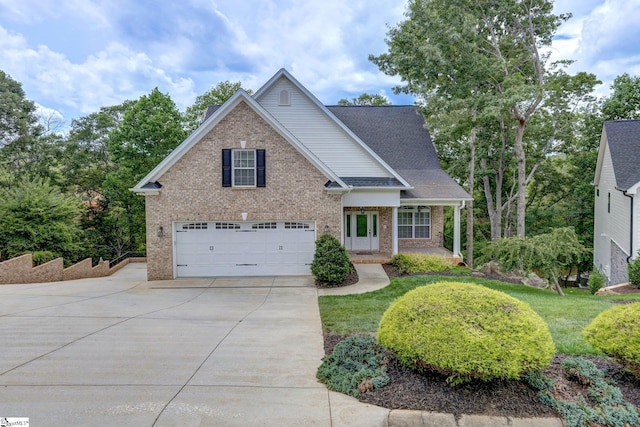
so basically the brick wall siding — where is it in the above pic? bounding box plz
[144,101,343,280]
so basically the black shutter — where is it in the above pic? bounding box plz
[222,149,232,187]
[256,149,266,187]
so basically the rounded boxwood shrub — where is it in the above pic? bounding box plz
[311,233,352,286]
[583,302,640,377]
[378,282,555,384]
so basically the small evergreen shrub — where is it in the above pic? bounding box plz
[389,253,452,274]
[316,335,389,397]
[311,233,352,286]
[378,282,555,384]
[583,302,640,377]
[31,251,56,266]
[587,270,606,295]
[628,253,640,288]
[527,357,639,427]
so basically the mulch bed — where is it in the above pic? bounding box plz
[322,264,640,418]
[323,333,640,418]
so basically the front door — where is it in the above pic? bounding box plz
[345,211,379,251]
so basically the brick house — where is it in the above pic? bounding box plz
[133,69,471,280]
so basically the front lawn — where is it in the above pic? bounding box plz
[318,275,640,355]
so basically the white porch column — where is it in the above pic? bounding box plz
[392,206,398,255]
[453,203,461,258]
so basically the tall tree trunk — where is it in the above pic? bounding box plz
[466,126,476,267]
[514,119,527,237]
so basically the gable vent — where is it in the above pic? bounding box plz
[279,89,290,106]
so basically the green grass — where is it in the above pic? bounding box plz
[318,275,640,355]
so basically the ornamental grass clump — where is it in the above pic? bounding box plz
[583,302,640,377]
[378,281,555,385]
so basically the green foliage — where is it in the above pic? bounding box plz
[628,253,640,289]
[587,270,606,295]
[481,227,586,294]
[105,88,187,254]
[583,303,640,377]
[337,93,390,106]
[311,233,352,286]
[0,178,83,261]
[527,357,639,427]
[316,335,389,397]
[601,73,640,120]
[32,251,56,266]
[389,253,453,274]
[183,81,251,133]
[378,282,555,384]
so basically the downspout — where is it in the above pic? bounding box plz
[623,190,634,263]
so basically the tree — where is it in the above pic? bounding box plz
[0,70,59,183]
[601,73,640,120]
[482,227,586,296]
[183,81,251,133]
[370,0,595,240]
[337,93,390,106]
[105,88,187,253]
[0,178,83,261]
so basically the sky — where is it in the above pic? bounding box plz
[1,0,639,130]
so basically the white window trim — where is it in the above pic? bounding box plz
[398,207,431,239]
[232,149,257,187]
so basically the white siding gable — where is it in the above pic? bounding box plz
[256,78,393,178]
[594,139,631,274]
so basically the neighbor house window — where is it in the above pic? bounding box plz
[222,149,266,187]
[398,207,431,239]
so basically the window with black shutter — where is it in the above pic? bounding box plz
[222,149,266,188]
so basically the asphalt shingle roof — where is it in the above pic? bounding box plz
[328,106,471,200]
[605,120,640,191]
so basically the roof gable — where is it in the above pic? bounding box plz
[132,90,346,192]
[598,120,640,192]
[253,69,410,186]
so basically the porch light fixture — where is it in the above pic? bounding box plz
[360,207,365,215]
[157,226,164,238]
[324,224,330,233]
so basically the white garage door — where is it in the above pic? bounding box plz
[174,221,316,277]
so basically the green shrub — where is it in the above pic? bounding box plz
[31,251,56,266]
[628,253,640,288]
[316,335,389,396]
[311,233,352,286]
[587,270,606,295]
[583,302,640,377]
[389,253,452,274]
[378,282,555,384]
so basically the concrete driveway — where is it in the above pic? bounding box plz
[0,263,387,426]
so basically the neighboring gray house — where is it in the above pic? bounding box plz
[593,120,640,285]
[133,69,471,280]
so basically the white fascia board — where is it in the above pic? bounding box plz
[400,198,470,206]
[130,188,160,196]
[132,89,347,192]
[254,68,411,188]
[593,127,608,186]
[624,181,640,196]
